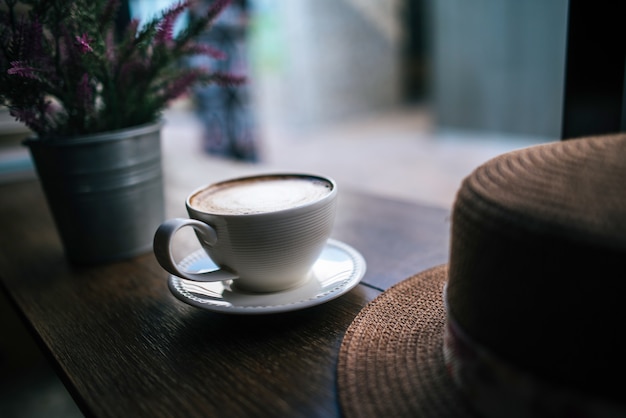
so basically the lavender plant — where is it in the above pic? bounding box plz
[0,0,243,139]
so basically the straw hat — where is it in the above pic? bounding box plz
[337,134,626,417]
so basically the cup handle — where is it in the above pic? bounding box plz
[153,218,239,282]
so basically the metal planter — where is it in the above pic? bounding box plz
[24,122,165,264]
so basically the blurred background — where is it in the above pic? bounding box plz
[0,0,604,416]
[1,0,570,203]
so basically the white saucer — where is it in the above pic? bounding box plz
[167,239,366,314]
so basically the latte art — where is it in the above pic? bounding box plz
[190,176,333,215]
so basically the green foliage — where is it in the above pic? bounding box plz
[0,0,243,139]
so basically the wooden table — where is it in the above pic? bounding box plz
[0,178,450,417]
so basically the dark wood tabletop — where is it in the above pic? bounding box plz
[0,178,450,418]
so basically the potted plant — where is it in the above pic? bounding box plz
[0,0,243,263]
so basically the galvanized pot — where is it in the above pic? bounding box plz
[23,122,165,264]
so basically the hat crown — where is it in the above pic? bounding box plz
[447,134,626,403]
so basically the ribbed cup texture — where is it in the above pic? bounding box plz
[192,195,337,292]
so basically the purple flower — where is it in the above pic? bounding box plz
[211,71,246,86]
[0,0,244,138]
[75,33,94,54]
[207,0,232,24]
[10,106,45,133]
[184,43,226,60]
[7,61,38,79]
[162,70,201,101]
[155,1,191,45]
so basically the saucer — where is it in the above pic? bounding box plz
[167,239,366,314]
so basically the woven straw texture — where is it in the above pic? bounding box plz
[338,134,626,416]
[337,265,476,418]
[447,134,626,400]
[454,133,626,248]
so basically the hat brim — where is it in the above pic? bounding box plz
[337,265,476,417]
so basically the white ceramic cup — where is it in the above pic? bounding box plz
[153,173,337,292]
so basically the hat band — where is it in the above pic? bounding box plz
[442,288,625,417]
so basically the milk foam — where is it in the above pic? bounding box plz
[190,176,332,215]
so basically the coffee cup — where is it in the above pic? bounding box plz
[153,173,337,292]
